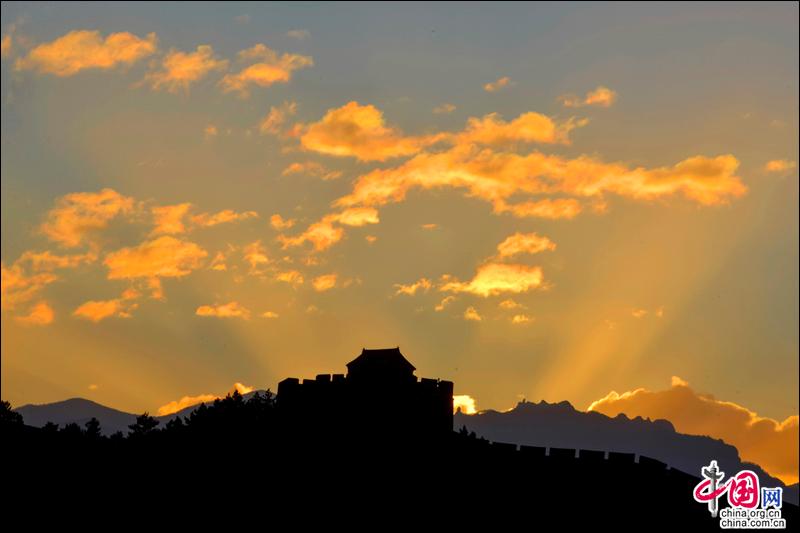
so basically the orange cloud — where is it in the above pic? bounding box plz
[196,301,251,319]
[394,278,433,296]
[190,209,258,228]
[243,240,270,274]
[260,100,297,135]
[282,161,342,180]
[156,382,255,416]
[453,394,477,414]
[1,263,58,311]
[270,214,296,230]
[588,378,799,485]
[764,159,797,174]
[496,232,556,258]
[14,301,54,326]
[145,44,227,93]
[73,296,138,322]
[458,112,586,146]
[151,203,192,235]
[104,236,207,281]
[16,250,96,271]
[511,314,532,324]
[220,44,313,97]
[499,299,522,309]
[312,273,338,292]
[560,85,617,108]
[334,207,379,227]
[434,295,456,311]
[40,189,135,248]
[275,270,304,286]
[441,262,545,297]
[493,198,583,219]
[261,311,280,319]
[278,216,345,252]
[300,101,446,161]
[484,76,512,93]
[336,144,746,214]
[16,30,157,76]
[463,306,482,321]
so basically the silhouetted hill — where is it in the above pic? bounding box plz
[14,391,267,435]
[456,400,797,504]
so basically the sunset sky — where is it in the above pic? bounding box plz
[1,2,797,481]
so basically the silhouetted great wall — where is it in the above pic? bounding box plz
[3,348,797,528]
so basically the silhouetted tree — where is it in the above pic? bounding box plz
[128,412,159,438]
[84,417,102,439]
[0,400,23,426]
[61,422,83,439]
[42,421,59,434]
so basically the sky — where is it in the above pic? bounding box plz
[1,2,798,482]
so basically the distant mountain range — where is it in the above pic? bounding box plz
[14,391,267,435]
[14,395,797,504]
[455,400,798,505]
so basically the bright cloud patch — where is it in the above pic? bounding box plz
[156,382,255,416]
[394,278,433,296]
[496,232,556,258]
[282,161,342,181]
[14,301,55,326]
[16,29,157,76]
[220,44,313,97]
[104,236,207,281]
[484,76,512,93]
[196,301,251,319]
[463,306,482,321]
[312,273,338,292]
[441,263,545,297]
[260,100,297,135]
[300,101,445,161]
[454,394,478,414]
[146,44,228,93]
[764,159,797,173]
[41,189,135,248]
[560,86,618,108]
[588,378,799,485]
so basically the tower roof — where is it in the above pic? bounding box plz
[346,347,416,374]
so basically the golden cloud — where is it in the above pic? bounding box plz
[190,209,258,228]
[764,159,797,173]
[145,44,227,93]
[394,278,433,296]
[435,295,456,311]
[587,378,799,485]
[278,216,345,252]
[1,263,58,311]
[156,382,255,416]
[275,270,304,287]
[560,85,617,108]
[493,198,583,219]
[282,161,342,180]
[499,299,522,309]
[104,236,207,280]
[441,262,545,297]
[312,273,338,292]
[336,144,746,213]
[73,296,137,322]
[40,188,135,248]
[496,232,556,258]
[300,101,446,161]
[196,301,251,319]
[511,314,532,324]
[261,311,280,318]
[334,207,379,227]
[243,240,270,274]
[151,203,192,235]
[14,301,54,326]
[16,30,157,76]
[458,112,586,146]
[260,100,297,135]
[16,250,97,271]
[484,76,512,93]
[453,394,477,414]
[220,44,313,97]
[270,214,296,230]
[463,306,482,321]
